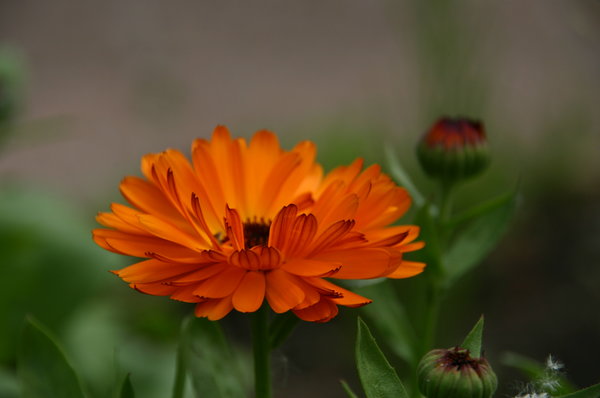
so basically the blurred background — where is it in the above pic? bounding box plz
[0,0,599,397]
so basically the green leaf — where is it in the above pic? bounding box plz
[0,367,19,398]
[340,380,361,398]
[557,383,600,398]
[359,282,417,365]
[17,316,86,398]
[183,317,249,398]
[445,191,517,285]
[385,146,425,207]
[461,316,484,358]
[356,318,408,398]
[412,203,443,277]
[117,374,135,398]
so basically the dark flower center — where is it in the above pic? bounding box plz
[441,347,481,371]
[243,218,271,249]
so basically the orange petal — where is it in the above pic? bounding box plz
[258,152,301,217]
[308,220,355,255]
[130,282,178,296]
[138,214,209,251]
[315,248,395,279]
[192,266,245,298]
[170,284,204,303]
[245,130,281,214]
[268,205,298,248]
[224,205,245,251]
[229,249,261,270]
[116,259,201,283]
[282,214,318,257]
[282,258,341,277]
[191,139,226,221]
[93,229,201,259]
[312,184,359,232]
[265,270,305,313]
[254,246,282,270]
[305,278,372,308]
[293,298,339,322]
[292,280,322,310]
[232,271,266,313]
[168,263,226,284]
[194,297,234,320]
[397,241,425,253]
[385,261,426,278]
[96,212,147,235]
[119,176,183,223]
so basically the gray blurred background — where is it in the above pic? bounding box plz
[0,1,599,397]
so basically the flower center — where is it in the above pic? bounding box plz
[243,218,271,249]
[441,348,481,371]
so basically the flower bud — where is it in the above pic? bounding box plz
[417,347,498,398]
[417,117,489,183]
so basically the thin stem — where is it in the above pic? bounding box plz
[171,325,187,398]
[252,304,272,398]
[438,181,454,227]
[421,281,443,355]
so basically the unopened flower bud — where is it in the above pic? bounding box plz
[417,347,497,398]
[417,117,489,183]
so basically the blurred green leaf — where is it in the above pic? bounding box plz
[340,380,360,398]
[412,203,443,277]
[445,191,516,285]
[461,316,484,358]
[117,374,135,398]
[385,145,425,207]
[359,282,417,365]
[557,384,600,398]
[17,316,86,398]
[0,367,19,398]
[0,186,115,362]
[183,317,248,398]
[355,317,408,398]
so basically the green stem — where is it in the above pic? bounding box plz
[252,304,272,398]
[171,325,187,398]
[438,181,454,227]
[421,284,442,355]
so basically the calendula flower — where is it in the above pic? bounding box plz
[93,127,424,322]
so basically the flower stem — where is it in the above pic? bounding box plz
[171,322,187,398]
[252,304,272,398]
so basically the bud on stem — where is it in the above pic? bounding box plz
[417,117,489,183]
[417,347,497,398]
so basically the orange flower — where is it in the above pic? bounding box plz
[93,127,424,322]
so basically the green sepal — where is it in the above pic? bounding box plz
[17,316,87,398]
[355,317,408,398]
[461,316,484,358]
